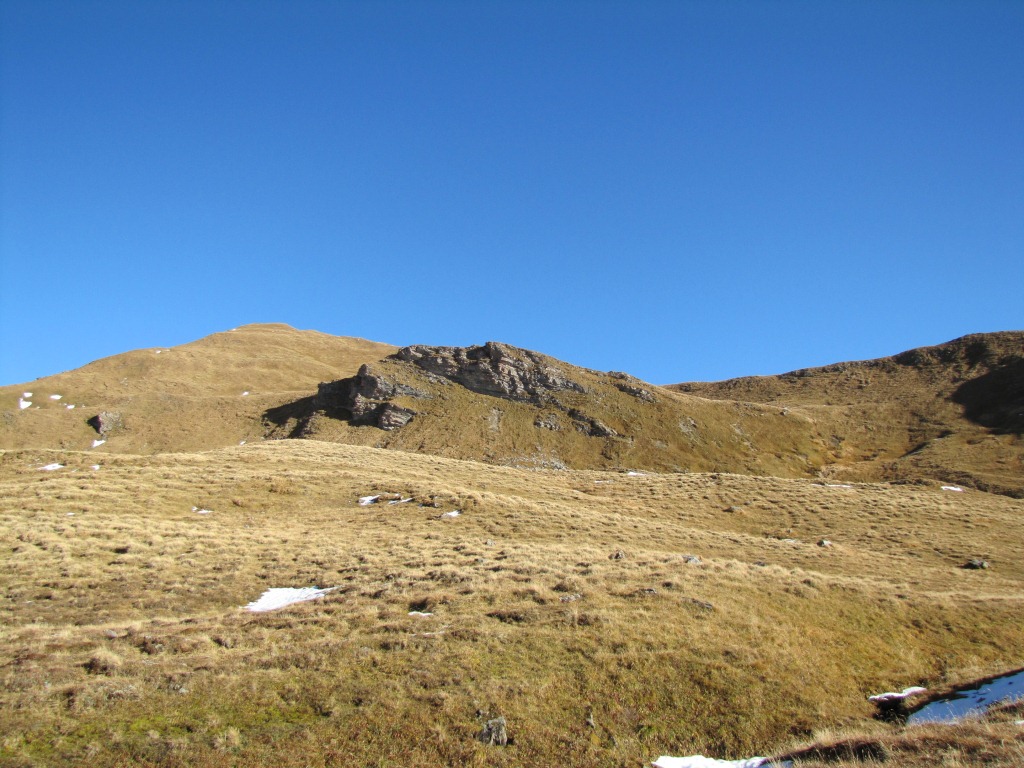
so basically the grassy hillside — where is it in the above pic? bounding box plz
[4,326,1020,496]
[267,343,837,480]
[0,324,397,455]
[2,440,1022,766]
[670,332,1024,497]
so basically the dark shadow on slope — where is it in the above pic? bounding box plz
[261,396,320,438]
[952,357,1024,434]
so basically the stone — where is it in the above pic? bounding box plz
[88,411,123,437]
[534,413,561,431]
[681,554,702,565]
[476,716,509,746]
[963,558,989,570]
[609,549,626,560]
[568,409,617,437]
[377,404,415,431]
[614,382,657,403]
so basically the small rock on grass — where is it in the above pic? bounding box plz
[477,716,509,746]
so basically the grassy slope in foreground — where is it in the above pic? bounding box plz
[1,440,1022,767]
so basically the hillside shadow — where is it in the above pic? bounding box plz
[262,396,317,438]
[952,358,1024,434]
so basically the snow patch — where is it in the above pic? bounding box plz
[192,507,212,515]
[39,463,64,471]
[66,404,76,410]
[358,495,381,506]
[242,391,250,396]
[440,510,461,518]
[388,497,413,505]
[245,587,333,612]
[652,756,779,768]
[626,471,647,476]
[408,611,433,617]
[50,394,62,400]
[92,440,105,448]
[825,484,852,488]
[23,392,32,398]
[869,686,926,702]
[90,465,100,471]
[18,399,31,410]
[941,485,964,492]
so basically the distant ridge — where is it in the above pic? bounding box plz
[2,326,1021,494]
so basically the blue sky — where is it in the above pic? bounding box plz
[2,0,1021,387]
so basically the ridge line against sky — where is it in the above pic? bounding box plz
[1,1,1022,387]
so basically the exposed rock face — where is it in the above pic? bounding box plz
[313,365,428,429]
[609,371,657,403]
[568,408,617,437]
[395,342,586,403]
[308,342,598,433]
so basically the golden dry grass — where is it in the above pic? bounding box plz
[2,440,1022,766]
[0,324,397,455]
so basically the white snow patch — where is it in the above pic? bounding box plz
[239,440,246,445]
[941,485,964,492]
[358,495,381,506]
[192,507,212,515]
[408,611,433,617]
[155,350,162,354]
[242,391,250,396]
[50,394,62,400]
[626,471,647,476]
[18,399,32,410]
[652,756,779,768]
[66,512,75,516]
[440,510,461,518]
[92,440,105,448]
[388,497,413,505]
[66,404,76,410]
[90,465,100,471]
[39,463,64,471]
[825,484,852,488]
[245,587,333,612]
[23,392,32,398]
[869,686,927,702]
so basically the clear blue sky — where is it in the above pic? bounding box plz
[2,0,1022,387]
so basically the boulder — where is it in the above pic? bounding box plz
[87,411,124,437]
[476,716,509,746]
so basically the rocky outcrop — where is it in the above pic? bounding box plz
[395,342,586,403]
[87,411,124,437]
[308,342,596,432]
[312,365,429,429]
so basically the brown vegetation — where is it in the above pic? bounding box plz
[1,440,1022,766]
[1,326,1021,766]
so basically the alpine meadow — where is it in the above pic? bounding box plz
[1,324,1022,767]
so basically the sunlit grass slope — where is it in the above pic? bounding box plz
[671,331,1024,497]
[2,440,1021,767]
[0,324,397,454]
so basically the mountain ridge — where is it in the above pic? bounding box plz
[2,325,1021,494]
